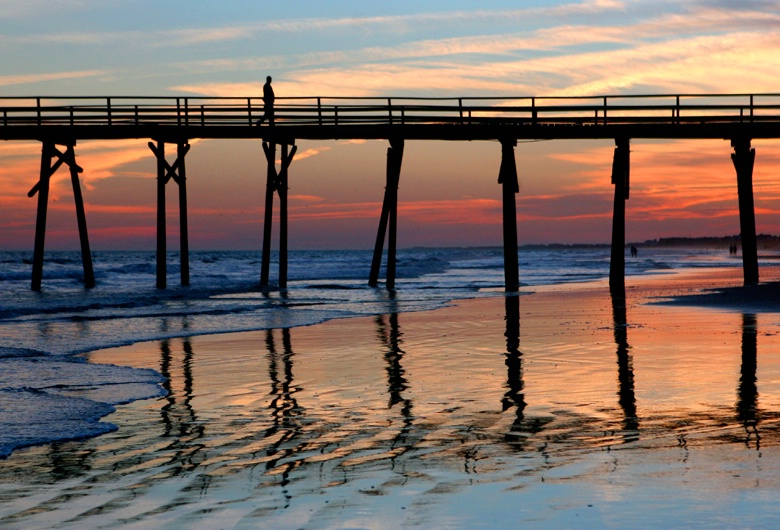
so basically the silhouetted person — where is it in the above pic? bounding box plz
[630,245,638,258]
[257,75,275,126]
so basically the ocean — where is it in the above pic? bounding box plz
[0,245,756,459]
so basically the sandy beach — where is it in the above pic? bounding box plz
[2,266,780,529]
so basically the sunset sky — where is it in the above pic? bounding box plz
[2,0,780,250]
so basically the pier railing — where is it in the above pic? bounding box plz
[3,94,780,130]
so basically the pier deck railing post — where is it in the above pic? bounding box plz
[261,141,277,288]
[732,137,759,285]
[498,139,519,293]
[369,138,404,289]
[609,138,630,295]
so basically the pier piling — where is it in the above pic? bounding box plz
[260,140,297,288]
[278,143,297,288]
[66,144,95,289]
[260,141,277,288]
[29,141,94,290]
[30,142,54,291]
[153,141,167,289]
[498,139,519,293]
[177,143,191,287]
[149,140,191,289]
[732,138,759,285]
[369,138,404,289]
[609,138,630,294]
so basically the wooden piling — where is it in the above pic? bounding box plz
[149,140,191,288]
[732,137,759,285]
[277,143,297,288]
[153,140,167,289]
[260,141,277,288]
[177,143,190,287]
[386,139,403,290]
[66,144,95,288]
[28,141,96,290]
[369,138,404,288]
[498,139,519,293]
[30,142,54,291]
[278,144,289,289]
[609,138,630,295]
[502,293,524,414]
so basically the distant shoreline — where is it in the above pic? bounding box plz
[2,236,780,253]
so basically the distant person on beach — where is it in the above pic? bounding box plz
[630,245,638,258]
[257,76,275,126]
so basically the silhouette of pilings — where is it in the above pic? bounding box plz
[737,313,760,446]
[369,138,404,289]
[16,95,775,291]
[375,312,410,410]
[609,138,630,295]
[498,139,520,292]
[502,294,525,416]
[732,138,759,285]
[263,328,304,505]
[28,140,94,290]
[611,292,638,435]
[148,140,191,289]
[260,141,297,289]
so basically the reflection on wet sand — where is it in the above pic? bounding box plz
[159,337,206,472]
[6,294,780,528]
[502,295,532,444]
[375,312,414,459]
[263,328,304,506]
[738,313,760,448]
[611,293,638,439]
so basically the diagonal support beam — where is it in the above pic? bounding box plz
[369,138,404,289]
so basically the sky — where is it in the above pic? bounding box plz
[2,0,780,250]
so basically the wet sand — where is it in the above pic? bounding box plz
[2,267,780,528]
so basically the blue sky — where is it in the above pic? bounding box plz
[5,0,779,97]
[2,1,780,249]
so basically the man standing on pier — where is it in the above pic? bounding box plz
[257,76,275,125]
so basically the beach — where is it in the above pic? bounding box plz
[2,263,780,528]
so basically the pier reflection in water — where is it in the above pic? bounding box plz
[5,295,780,528]
[737,313,760,448]
[611,293,639,439]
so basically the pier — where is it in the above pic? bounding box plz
[3,93,780,292]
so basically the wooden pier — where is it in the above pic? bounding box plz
[3,93,780,292]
